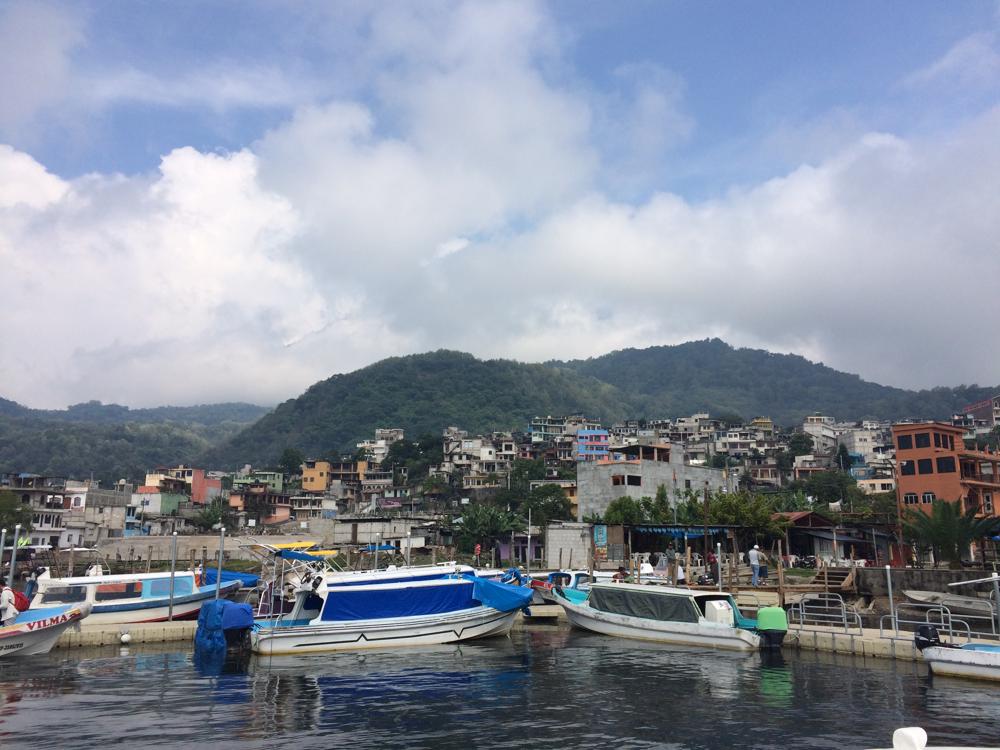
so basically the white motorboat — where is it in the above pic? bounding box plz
[0,602,92,657]
[554,582,787,651]
[32,569,241,624]
[869,726,1000,749]
[914,624,1000,681]
[251,573,533,655]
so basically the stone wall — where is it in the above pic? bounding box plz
[857,567,1000,597]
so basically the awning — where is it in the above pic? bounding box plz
[632,526,727,538]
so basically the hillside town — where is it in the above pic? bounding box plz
[3,393,999,571]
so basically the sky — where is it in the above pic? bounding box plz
[1,0,999,409]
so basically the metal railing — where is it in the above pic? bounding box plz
[788,592,864,633]
[881,601,998,643]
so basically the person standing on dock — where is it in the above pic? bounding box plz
[748,545,763,587]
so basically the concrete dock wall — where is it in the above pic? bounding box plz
[857,568,999,597]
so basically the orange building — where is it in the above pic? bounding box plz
[892,422,1000,518]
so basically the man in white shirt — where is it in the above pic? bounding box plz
[0,585,19,626]
[748,545,762,587]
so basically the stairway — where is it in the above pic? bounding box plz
[811,566,855,591]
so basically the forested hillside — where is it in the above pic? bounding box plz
[200,350,633,468]
[554,339,996,425]
[0,400,268,485]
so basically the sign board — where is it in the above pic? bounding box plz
[247,519,256,527]
[593,524,608,563]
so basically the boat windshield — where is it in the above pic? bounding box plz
[39,585,88,604]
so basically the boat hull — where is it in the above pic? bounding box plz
[558,595,760,651]
[83,581,243,625]
[0,604,92,657]
[251,606,518,655]
[922,645,1000,681]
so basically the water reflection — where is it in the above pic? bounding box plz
[1,630,999,749]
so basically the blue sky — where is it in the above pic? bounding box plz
[1,1,999,407]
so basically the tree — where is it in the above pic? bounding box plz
[278,447,304,478]
[456,503,525,553]
[787,432,814,457]
[804,471,854,504]
[509,458,546,493]
[193,498,236,531]
[904,500,1000,569]
[835,444,852,473]
[706,490,789,550]
[604,496,648,525]
[521,484,573,527]
[0,491,32,533]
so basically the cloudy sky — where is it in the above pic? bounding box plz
[1,1,999,408]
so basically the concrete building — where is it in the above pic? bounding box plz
[803,414,838,453]
[576,444,731,521]
[962,395,1000,428]
[232,468,284,493]
[893,422,1000,519]
[530,414,601,444]
[357,427,405,465]
[857,477,897,495]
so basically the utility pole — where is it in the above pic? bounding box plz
[703,481,710,566]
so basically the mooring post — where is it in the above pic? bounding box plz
[7,524,21,587]
[215,527,225,600]
[716,543,723,592]
[885,564,896,634]
[168,532,178,621]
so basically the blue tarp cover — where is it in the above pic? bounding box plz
[321,580,475,621]
[360,544,396,552]
[221,602,254,631]
[203,568,261,588]
[465,574,534,612]
[195,600,226,652]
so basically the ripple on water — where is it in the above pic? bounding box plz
[1,632,999,749]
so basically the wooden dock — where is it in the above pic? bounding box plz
[56,621,197,648]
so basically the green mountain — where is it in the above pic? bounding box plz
[554,339,997,426]
[0,400,269,485]
[200,350,632,469]
[202,342,996,469]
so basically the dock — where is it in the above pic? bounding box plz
[56,621,197,648]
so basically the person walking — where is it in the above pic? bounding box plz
[748,544,763,587]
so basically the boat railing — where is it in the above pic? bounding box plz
[788,592,863,633]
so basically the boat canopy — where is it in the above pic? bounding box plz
[590,585,700,623]
[202,568,261,588]
[275,549,328,562]
[466,574,534,612]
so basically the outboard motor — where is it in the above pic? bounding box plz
[914,624,957,651]
[756,606,788,649]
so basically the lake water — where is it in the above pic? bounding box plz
[2,625,1000,749]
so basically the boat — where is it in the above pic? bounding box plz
[902,589,994,619]
[914,624,1000,681]
[554,582,787,651]
[0,602,92,657]
[250,573,533,655]
[530,570,613,604]
[869,726,1000,749]
[31,570,242,624]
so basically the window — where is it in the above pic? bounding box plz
[922,492,935,504]
[936,456,956,473]
[900,462,916,476]
[933,433,941,448]
[612,475,625,486]
[915,433,931,448]
[903,493,919,505]
[626,475,641,486]
[684,479,691,489]
[918,458,933,474]
[985,493,994,515]
[881,483,894,491]
[948,435,955,450]
[897,435,913,450]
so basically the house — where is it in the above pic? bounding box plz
[144,465,221,505]
[893,422,1000,519]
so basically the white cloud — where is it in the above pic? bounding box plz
[904,31,1000,90]
[1,0,999,411]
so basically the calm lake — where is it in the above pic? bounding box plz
[2,626,999,749]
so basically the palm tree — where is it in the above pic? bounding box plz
[903,499,1000,569]
[455,503,525,555]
